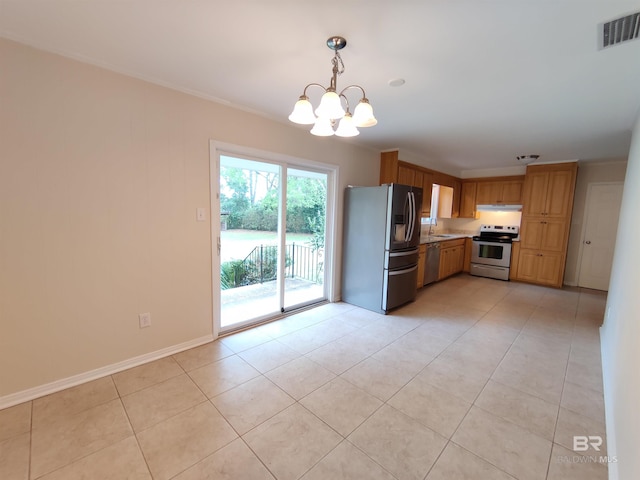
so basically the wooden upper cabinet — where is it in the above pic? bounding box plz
[380,151,399,184]
[385,157,432,215]
[475,179,524,205]
[522,170,550,216]
[451,180,461,218]
[397,165,416,186]
[546,169,577,218]
[475,182,502,204]
[501,181,524,204]
[459,182,477,218]
[397,163,424,189]
[522,164,577,218]
[379,152,524,221]
[422,172,433,216]
[413,170,424,189]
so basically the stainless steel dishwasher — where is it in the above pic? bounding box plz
[423,242,441,285]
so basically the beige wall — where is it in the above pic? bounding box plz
[600,112,640,479]
[564,160,627,286]
[0,38,379,400]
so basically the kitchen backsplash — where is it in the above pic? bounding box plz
[421,211,522,236]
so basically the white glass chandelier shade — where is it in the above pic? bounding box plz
[310,116,335,136]
[352,99,377,127]
[335,113,360,137]
[288,96,316,125]
[315,91,345,120]
[289,36,376,137]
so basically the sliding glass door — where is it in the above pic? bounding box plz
[216,153,329,332]
[284,168,327,310]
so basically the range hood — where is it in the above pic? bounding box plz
[476,204,522,212]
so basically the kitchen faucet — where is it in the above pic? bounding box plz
[427,218,437,236]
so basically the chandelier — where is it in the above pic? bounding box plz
[288,36,377,137]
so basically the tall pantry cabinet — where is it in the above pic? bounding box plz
[516,163,578,287]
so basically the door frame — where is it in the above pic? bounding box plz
[575,181,624,290]
[209,140,338,338]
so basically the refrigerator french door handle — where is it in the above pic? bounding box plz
[388,265,418,276]
[406,192,412,242]
[408,192,416,242]
[411,191,416,240]
[405,191,415,242]
[403,191,410,243]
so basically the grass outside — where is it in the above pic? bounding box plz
[220,229,313,262]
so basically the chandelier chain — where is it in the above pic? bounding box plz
[332,51,345,77]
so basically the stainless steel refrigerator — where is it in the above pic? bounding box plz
[342,183,422,314]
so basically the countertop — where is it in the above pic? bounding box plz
[419,233,471,245]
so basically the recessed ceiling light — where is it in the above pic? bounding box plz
[388,78,406,87]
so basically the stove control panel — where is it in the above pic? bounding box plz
[479,225,519,235]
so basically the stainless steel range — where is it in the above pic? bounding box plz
[470,224,519,281]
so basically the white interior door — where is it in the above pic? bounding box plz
[578,183,624,291]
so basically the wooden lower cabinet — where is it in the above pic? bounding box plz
[438,239,465,280]
[516,249,564,287]
[463,238,472,273]
[509,241,520,280]
[417,244,426,288]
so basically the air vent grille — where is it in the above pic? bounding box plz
[602,12,640,48]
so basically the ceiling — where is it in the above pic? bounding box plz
[2,1,640,173]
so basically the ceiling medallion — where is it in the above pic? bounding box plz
[517,155,540,165]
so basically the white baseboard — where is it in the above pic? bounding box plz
[600,324,618,479]
[0,334,215,410]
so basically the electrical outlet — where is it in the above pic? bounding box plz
[139,312,151,328]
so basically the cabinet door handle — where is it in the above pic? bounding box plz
[585,240,591,245]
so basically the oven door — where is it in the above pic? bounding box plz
[471,240,512,268]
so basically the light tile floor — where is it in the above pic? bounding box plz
[0,275,609,480]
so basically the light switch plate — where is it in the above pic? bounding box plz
[196,208,206,222]
[139,312,151,328]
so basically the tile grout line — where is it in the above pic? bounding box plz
[544,288,583,480]
[115,385,155,480]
